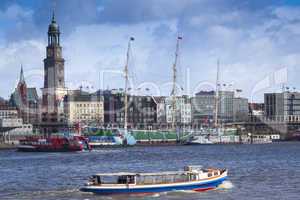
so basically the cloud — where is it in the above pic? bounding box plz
[0,39,44,98]
[0,3,40,43]
[63,20,178,92]
[1,1,300,103]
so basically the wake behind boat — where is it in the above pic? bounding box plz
[80,166,228,195]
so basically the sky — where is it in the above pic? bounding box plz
[1,0,300,102]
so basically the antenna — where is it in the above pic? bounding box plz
[214,59,220,128]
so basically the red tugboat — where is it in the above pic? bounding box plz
[17,135,91,152]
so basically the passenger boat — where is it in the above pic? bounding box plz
[80,166,228,195]
[17,135,90,152]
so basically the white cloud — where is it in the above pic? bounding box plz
[63,20,178,93]
[0,39,45,98]
[273,6,300,21]
[1,3,300,103]
[0,4,32,20]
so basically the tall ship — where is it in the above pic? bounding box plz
[17,135,90,152]
[80,165,228,194]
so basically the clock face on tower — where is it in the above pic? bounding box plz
[56,49,61,57]
[47,49,52,57]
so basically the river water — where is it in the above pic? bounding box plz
[0,142,299,200]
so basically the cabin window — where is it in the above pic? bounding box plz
[97,176,101,184]
[208,173,212,177]
[190,174,197,181]
[117,176,127,184]
[128,176,135,184]
[117,176,135,184]
[214,171,218,176]
[91,176,101,185]
[101,176,118,184]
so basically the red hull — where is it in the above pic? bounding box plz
[18,136,84,152]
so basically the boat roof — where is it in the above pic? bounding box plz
[94,166,206,177]
[95,171,192,177]
[95,172,137,176]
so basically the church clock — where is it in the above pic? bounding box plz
[47,49,52,57]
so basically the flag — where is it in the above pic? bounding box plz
[178,36,183,40]
[130,37,135,41]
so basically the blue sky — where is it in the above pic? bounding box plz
[1,0,300,102]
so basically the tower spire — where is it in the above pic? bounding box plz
[51,0,57,23]
[52,11,56,23]
[48,9,60,46]
[19,64,25,84]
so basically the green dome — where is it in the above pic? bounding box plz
[48,13,59,33]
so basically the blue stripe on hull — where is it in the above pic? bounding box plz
[81,177,227,194]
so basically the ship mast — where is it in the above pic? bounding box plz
[214,60,220,128]
[171,36,182,131]
[124,37,134,132]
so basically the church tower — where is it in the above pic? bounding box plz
[18,66,28,107]
[41,13,67,130]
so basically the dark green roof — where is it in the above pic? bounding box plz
[9,87,39,107]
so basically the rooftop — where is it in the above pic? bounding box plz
[64,93,103,102]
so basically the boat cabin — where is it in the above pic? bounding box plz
[87,166,223,186]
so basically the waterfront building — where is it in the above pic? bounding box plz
[154,96,167,128]
[41,13,67,132]
[191,91,215,127]
[64,90,104,125]
[99,90,157,129]
[191,90,234,128]
[98,90,117,126]
[249,103,264,116]
[0,105,33,143]
[0,105,18,119]
[218,91,234,122]
[264,92,300,122]
[233,97,249,122]
[165,95,192,129]
[9,67,40,125]
[236,92,300,139]
[128,95,157,130]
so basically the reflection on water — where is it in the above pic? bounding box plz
[0,142,299,200]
